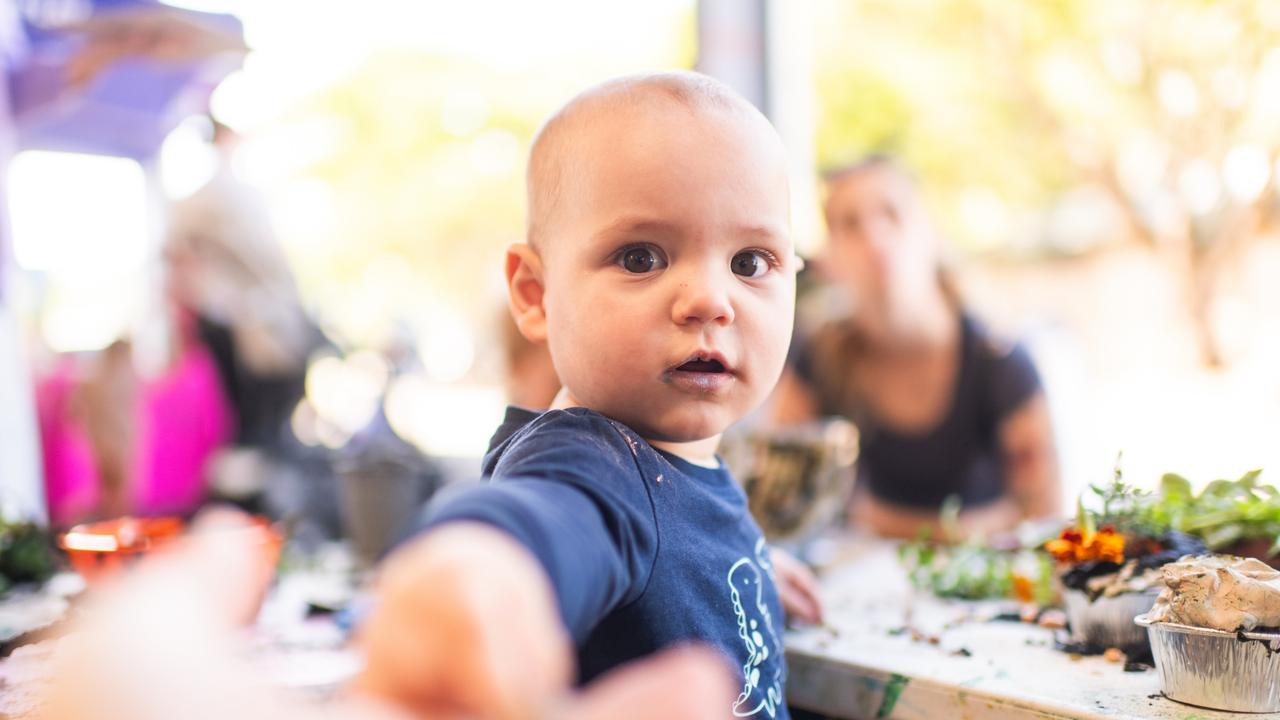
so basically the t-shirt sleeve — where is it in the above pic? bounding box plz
[987,341,1043,420]
[415,412,658,643]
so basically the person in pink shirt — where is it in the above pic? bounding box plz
[37,329,232,526]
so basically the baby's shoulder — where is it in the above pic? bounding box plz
[495,407,652,478]
[518,407,643,447]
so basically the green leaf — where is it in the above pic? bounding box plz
[1078,492,1096,535]
[0,523,56,591]
[1240,469,1264,488]
[940,494,963,543]
[1202,523,1245,550]
[1201,479,1237,500]
[1184,509,1244,531]
[1161,473,1193,501]
[877,674,910,718]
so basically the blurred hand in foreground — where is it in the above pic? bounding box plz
[36,514,734,720]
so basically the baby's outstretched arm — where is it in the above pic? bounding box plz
[351,522,574,719]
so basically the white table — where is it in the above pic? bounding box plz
[786,540,1258,720]
[2,540,1264,719]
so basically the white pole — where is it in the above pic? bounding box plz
[0,17,49,523]
[696,0,820,256]
[764,0,820,258]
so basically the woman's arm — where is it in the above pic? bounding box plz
[997,392,1061,521]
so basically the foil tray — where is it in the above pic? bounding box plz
[1062,588,1157,650]
[1137,613,1280,713]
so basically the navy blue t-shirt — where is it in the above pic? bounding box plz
[422,406,790,719]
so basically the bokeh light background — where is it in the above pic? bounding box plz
[8,0,1280,509]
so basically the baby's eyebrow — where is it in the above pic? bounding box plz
[591,217,683,242]
[592,217,786,245]
[734,224,786,243]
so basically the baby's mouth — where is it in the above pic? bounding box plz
[666,353,735,394]
[675,358,727,374]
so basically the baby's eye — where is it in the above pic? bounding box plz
[731,250,772,278]
[619,246,665,274]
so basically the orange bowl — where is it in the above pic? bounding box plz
[59,516,186,582]
[59,515,284,587]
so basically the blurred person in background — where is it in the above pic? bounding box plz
[61,340,136,521]
[773,155,1060,539]
[36,333,233,526]
[164,117,321,511]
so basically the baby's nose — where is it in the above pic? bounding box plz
[672,274,735,326]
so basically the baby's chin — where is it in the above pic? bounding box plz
[624,405,739,445]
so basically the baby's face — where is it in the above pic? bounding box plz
[539,102,795,443]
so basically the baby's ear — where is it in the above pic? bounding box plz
[506,243,548,343]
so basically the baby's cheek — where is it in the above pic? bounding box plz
[749,308,793,363]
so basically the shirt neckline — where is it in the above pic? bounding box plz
[655,447,729,482]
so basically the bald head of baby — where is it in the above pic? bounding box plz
[506,71,795,449]
[525,71,787,251]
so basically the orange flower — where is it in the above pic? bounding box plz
[1044,537,1078,561]
[1012,574,1036,603]
[1091,527,1126,564]
[1045,526,1126,564]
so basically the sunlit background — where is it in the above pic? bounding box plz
[6,0,696,462]
[4,0,1280,523]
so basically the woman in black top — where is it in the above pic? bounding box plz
[774,156,1060,538]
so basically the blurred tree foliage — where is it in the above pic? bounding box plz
[266,54,539,353]
[260,7,697,369]
[814,0,1280,365]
